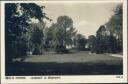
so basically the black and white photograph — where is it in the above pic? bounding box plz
[1,0,127,83]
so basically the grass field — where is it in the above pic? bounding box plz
[6,51,123,76]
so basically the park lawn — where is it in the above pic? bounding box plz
[6,51,123,76]
[24,51,122,64]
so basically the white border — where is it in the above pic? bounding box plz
[1,0,127,83]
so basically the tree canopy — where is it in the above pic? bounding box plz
[49,16,77,53]
[5,3,48,62]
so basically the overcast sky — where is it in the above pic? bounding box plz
[38,2,120,37]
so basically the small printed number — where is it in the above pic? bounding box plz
[116,76,123,78]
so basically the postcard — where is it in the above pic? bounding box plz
[1,0,127,83]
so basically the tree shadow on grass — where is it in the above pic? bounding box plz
[6,61,123,76]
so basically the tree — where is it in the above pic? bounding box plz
[43,23,56,50]
[75,34,87,50]
[105,4,123,52]
[96,25,107,53]
[53,16,77,53]
[5,3,48,62]
[29,23,45,55]
[88,35,96,53]
[95,24,120,53]
[106,35,118,53]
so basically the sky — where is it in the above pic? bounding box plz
[38,2,120,37]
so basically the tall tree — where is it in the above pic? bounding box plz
[53,16,77,53]
[29,23,45,55]
[5,3,48,62]
[96,25,107,53]
[43,23,56,50]
[105,4,123,52]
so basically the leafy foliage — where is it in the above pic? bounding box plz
[5,3,47,62]
[5,3,123,64]
[88,35,96,53]
[47,16,77,53]
[29,23,45,55]
[105,4,123,52]
[94,4,122,54]
[75,34,87,50]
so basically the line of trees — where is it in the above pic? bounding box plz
[5,3,122,63]
[5,3,83,63]
[88,4,122,54]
